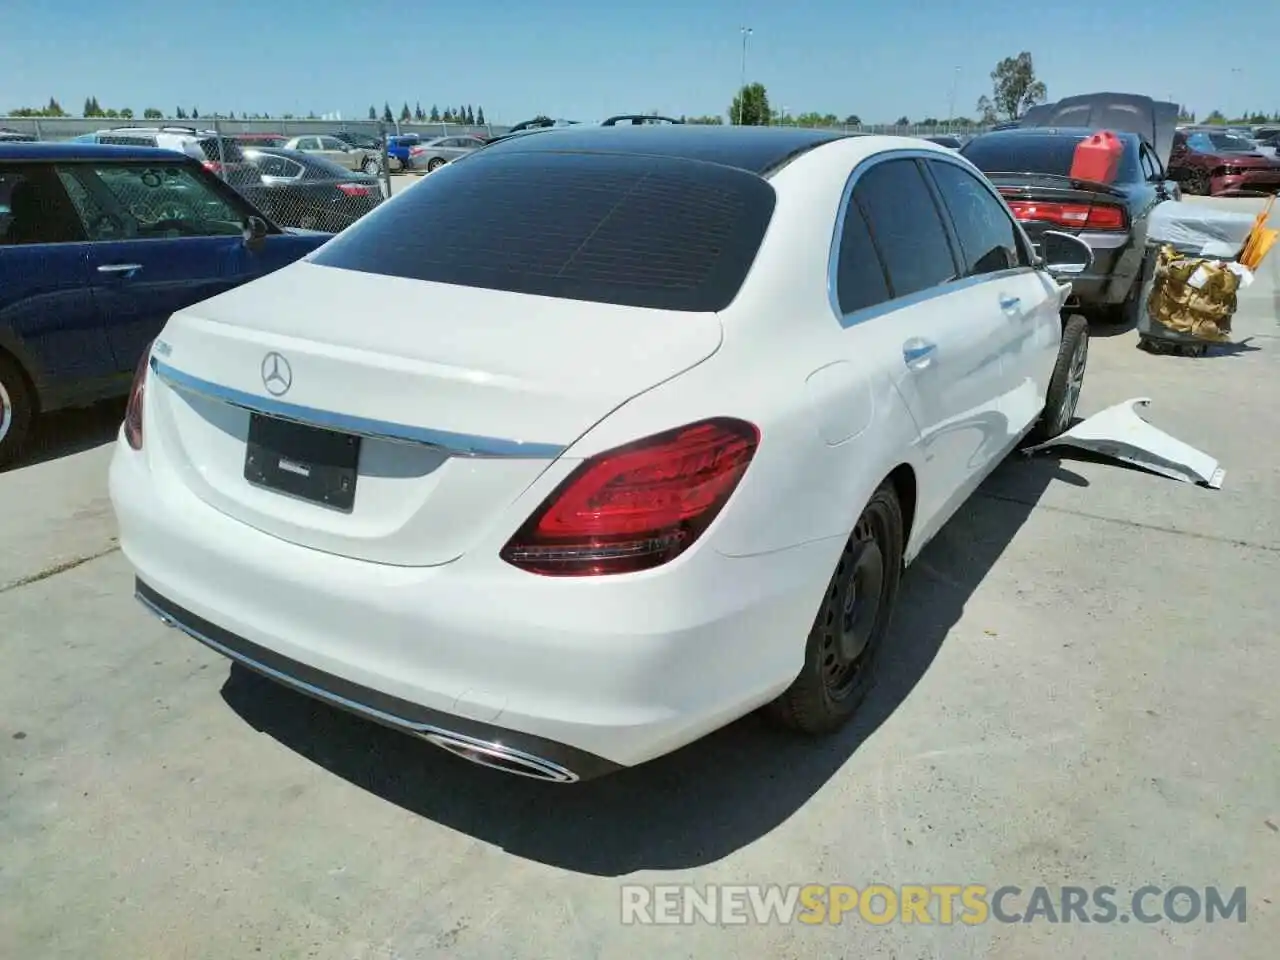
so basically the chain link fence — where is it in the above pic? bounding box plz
[194,118,392,233]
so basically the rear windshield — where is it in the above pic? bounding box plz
[198,137,246,162]
[310,151,777,312]
[301,154,361,179]
[962,133,1139,181]
[962,134,1086,175]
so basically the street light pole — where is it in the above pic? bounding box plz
[738,26,753,125]
[946,66,961,131]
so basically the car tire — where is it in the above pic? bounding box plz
[0,351,35,470]
[765,482,904,735]
[362,157,381,175]
[426,157,445,172]
[1025,314,1089,445]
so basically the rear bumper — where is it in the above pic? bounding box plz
[109,436,832,777]
[134,580,618,782]
[1057,244,1128,305]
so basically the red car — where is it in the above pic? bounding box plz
[1167,129,1280,196]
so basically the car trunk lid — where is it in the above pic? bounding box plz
[1020,92,1178,170]
[146,261,724,567]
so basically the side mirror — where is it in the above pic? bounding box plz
[1040,230,1093,276]
[243,215,269,251]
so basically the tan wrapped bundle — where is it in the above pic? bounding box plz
[1145,244,1238,342]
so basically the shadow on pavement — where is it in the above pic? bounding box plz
[4,398,126,472]
[221,455,1087,876]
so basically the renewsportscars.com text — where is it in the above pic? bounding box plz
[620,884,1247,926]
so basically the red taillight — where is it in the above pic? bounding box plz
[501,418,760,576]
[336,183,372,197]
[123,346,151,451]
[202,160,223,174]
[1006,200,1127,231]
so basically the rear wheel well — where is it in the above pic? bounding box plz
[885,464,916,558]
[0,345,40,416]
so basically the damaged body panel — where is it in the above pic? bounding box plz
[1024,397,1225,489]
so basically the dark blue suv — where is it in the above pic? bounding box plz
[0,142,330,465]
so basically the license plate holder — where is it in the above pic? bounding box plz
[244,413,361,512]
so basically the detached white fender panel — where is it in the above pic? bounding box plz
[1024,397,1225,489]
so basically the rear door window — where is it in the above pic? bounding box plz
[926,160,1023,276]
[852,158,957,298]
[310,151,777,312]
[0,166,87,244]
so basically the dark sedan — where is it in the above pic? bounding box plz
[239,147,385,232]
[961,93,1179,322]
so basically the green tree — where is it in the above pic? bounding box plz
[976,96,998,125]
[45,97,65,117]
[729,82,770,125]
[383,102,394,123]
[191,107,199,119]
[143,107,162,119]
[981,52,1047,120]
[465,105,475,125]
[83,97,95,116]
[400,102,411,122]
[475,105,485,125]
[414,101,424,121]
[104,108,119,119]
[843,114,862,126]
[430,104,440,121]
[176,106,187,119]
[443,107,454,121]
[368,105,377,120]
[895,115,910,127]
[1205,109,1226,124]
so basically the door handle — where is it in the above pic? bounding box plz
[903,339,937,369]
[999,295,1022,312]
[98,263,143,274]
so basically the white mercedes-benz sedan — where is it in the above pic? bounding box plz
[110,126,1094,783]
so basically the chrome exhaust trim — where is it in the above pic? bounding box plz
[421,732,580,783]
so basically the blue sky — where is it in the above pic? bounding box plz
[6,0,1278,124]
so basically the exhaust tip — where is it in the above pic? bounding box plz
[422,731,579,783]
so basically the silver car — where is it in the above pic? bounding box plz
[406,135,486,172]
[282,134,382,175]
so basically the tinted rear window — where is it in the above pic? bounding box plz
[198,137,246,162]
[961,135,1085,175]
[311,151,777,312]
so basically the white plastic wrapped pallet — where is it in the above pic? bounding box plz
[1146,201,1257,256]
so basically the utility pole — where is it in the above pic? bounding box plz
[738,26,753,125]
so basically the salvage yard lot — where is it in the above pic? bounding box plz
[1,198,1277,959]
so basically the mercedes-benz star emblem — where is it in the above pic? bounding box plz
[261,352,292,397]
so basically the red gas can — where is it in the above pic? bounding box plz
[1070,130,1124,184]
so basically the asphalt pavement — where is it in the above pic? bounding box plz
[1,198,1277,959]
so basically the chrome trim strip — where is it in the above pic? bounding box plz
[149,357,566,459]
[825,147,1038,328]
[134,589,579,783]
[1075,231,1131,251]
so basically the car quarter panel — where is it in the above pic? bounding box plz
[557,138,936,562]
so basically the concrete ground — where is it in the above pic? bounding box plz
[1,199,1277,959]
